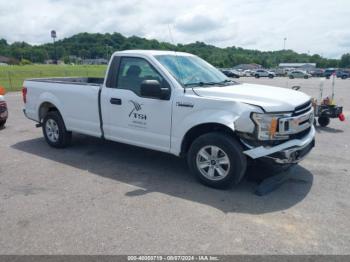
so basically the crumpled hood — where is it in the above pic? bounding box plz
[194,83,311,112]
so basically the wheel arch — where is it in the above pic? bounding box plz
[38,101,60,122]
[180,122,238,157]
[37,92,65,122]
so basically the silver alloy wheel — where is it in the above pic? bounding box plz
[45,118,59,143]
[196,145,231,181]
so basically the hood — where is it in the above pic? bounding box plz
[194,83,310,112]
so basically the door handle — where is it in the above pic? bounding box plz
[110,98,122,105]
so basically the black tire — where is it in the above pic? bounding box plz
[304,76,309,79]
[318,116,330,127]
[42,111,72,148]
[0,120,6,129]
[289,75,294,79]
[187,132,247,189]
[268,74,274,79]
[255,74,260,78]
[341,75,347,79]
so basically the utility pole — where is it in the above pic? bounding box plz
[283,37,287,50]
[51,30,57,64]
[106,45,112,59]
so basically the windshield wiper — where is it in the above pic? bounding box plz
[217,79,239,85]
[184,81,223,87]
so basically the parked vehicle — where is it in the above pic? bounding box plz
[310,69,324,77]
[323,68,337,79]
[288,70,312,79]
[243,70,253,77]
[274,68,287,77]
[254,69,276,78]
[336,70,350,79]
[220,69,240,78]
[0,87,8,128]
[23,50,315,189]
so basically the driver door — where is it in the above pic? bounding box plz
[101,56,173,153]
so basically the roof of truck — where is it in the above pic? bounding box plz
[114,50,193,56]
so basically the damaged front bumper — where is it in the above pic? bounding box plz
[243,125,315,164]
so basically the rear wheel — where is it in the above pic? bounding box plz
[268,74,274,78]
[289,75,294,79]
[187,132,247,189]
[255,74,260,78]
[318,116,330,127]
[304,75,309,79]
[0,120,6,128]
[42,111,72,148]
[341,75,347,79]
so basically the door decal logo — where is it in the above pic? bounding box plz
[129,100,142,117]
[129,100,147,120]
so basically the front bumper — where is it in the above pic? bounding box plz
[243,125,315,164]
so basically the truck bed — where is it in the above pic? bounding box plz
[23,76,104,137]
[26,77,104,86]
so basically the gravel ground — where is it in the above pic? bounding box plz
[0,77,349,254]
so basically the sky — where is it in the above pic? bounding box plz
[0,0,349,58]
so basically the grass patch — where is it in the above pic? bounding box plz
[0,65,107,92]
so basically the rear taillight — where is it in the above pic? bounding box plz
[22,87,27,103]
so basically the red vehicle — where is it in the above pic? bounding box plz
[0,87,8,128]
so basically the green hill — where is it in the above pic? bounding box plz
[0,32,348,68]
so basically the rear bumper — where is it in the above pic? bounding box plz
[0,107,8,121]
[243,125,315,164]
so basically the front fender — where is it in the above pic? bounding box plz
[171,109,239,155]
[170,97,262,156]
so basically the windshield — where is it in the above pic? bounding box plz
[155,54,232,87]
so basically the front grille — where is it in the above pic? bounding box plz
[293,100,312,116]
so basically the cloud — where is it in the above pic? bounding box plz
[0,0,349,58]
[175,13,221,33]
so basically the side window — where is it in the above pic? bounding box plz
[117,57,164,96]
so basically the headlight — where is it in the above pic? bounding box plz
[251,113,289,140]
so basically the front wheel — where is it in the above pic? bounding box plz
[187,132,247,189]
[43,111,72,148]
[268,74,274,78]
[304,76,309,79]
[0,120,6,129]
[255,74,260,78]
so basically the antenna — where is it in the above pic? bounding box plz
[167,24,186,93]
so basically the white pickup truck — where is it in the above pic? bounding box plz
[23,50,315,188]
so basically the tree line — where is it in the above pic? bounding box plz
[0,32,349,68]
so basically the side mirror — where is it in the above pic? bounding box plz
[140,80,170,100]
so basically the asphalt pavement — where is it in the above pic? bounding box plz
[0,77,349,254]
